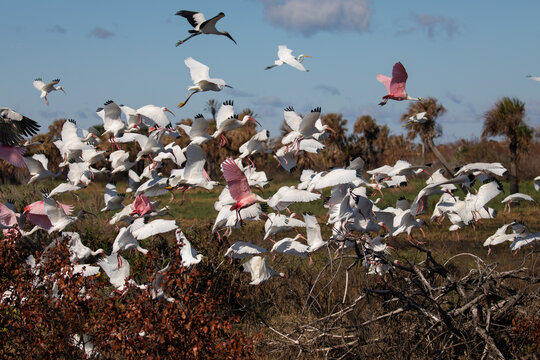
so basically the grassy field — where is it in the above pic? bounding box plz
[2,176,539,358]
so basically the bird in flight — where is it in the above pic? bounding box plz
[265,45,311,72]
[376,62,421,106]
[175,10,236,46]
[33,78,66,106]
[0,108,40,146]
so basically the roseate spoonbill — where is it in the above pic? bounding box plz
[0,108,40,145]
[0,144,26,168]
[376,62,422,106]
[265,45,311,72]
[43,196,91,234]
[222,157,266,221]
[241,255,285,285]
[175,10,236,46]
[33,78,66,105]
[178,57,231,108]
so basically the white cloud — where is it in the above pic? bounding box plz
[261,0,372,36]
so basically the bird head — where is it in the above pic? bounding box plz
[57,86,66,94]
[298,55,311,62]
[245,116,261,127]
[163,107,175,116]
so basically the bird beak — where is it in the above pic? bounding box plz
[224,85,233,88]
[249,117,261,127]
[303,55,311,58]
[60,88,67,95]
[326,126,336,133]
[164,108,175,116]
[226,33,237,45]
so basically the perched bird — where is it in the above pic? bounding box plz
[178,57,231,108]
[33,78,66,105]
[0,108,40,146]
[376,62,422,106]
[265,45,311,72]
[175,10,236,46]
[241,255,285,285]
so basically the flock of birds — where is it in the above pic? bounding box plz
[1,9,539,297]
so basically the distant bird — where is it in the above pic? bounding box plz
[176,230,203,267]
[213,107,259,147]
[101,183,125,212]
[526,75,540,82]
[376,62,422,106]
[175,10,236,46]
[224,241,267,261]
[178,57,231,108]
[241,255,285,285]
[222,157,266,221]
[43,196,89,234]
[403,112,428,126]
[33,78,66,105]
[271,234,310,259]
[61,232,105,263]
[177,114,212,145]
[501,193,537,212]
[0,108,40,146]
[98,253,130,290]
[281,106,334,153]
[265,45,311,72]
[264,213,306,240]
[109,150,136,174]
[266,186,321,212]
[0,200,21,235]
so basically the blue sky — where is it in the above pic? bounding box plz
[2,0,539,144]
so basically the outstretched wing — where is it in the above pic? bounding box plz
[222,157,252,201]
[389,62,408,96]
[176,10,206,30]
[184,57,210,84]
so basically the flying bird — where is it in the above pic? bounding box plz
[33,78,66,106]
[178,57,231,108]
[175,10,236,46]
[0,108,40,146]
[376,62,422,106]
[265,45,311,72]
[526,75,540,82]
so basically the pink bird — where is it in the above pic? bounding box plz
[376,62,422,106]
[221,158,265,221]
[0,144,26,168]
[0,201,21,236]
[130,195,152,216]
[23,199,74,231]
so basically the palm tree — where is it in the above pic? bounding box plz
[400,97,453,174]
[482,97,533,193]
[204,99,218,122]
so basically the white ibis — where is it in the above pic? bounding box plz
[176,230,203,267]
[241,255,285,285]
[175,10,236,46]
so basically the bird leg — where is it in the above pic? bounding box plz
[247,156,255,169]
[177,91,197,108]
[176,33,199,46]
[117,253,123,269]
[219,134,229,147]
[45,96,50,106]
[378,96,389,106]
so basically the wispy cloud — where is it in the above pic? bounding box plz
[39,110,67,119]
[227,88,255,98]
[261,0,372,36]
[315,84,341,96]
[49,25,66,34]
[397,13,457,39]
[89,27,115,39]
[254,96,288,107]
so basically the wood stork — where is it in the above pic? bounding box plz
[33,78,66,105]
[0,108,40,145]
[175,10,236,46]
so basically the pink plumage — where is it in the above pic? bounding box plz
[23,200,73,230]
[222,158,254,211]
[377,62,420,106]
[130,195,152,216]
[0,144,26,168]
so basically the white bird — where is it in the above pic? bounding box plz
[211,100,258,146]
[176,230,203,267]
[112,226,148,255]
[271,234,310,258]
[526,75,540,82]
[266,186,321,212]
[126,169,142,193]
[264,213,306,240]
[109,150,136,174]
[265,45,311,72]
[116,128,167,162]
[98,253,130,290]
[178,57,231,108]
[483,223,519,248]
[403,111,428,126]
[33,78,66,105]
[303,213,327,253]
[169,143,218,193]
[101,183,125,212]
[455,162,508,178]
[241,255,285,285]
[54,120,94,164]
[501,193,537,212]
[535,176,540,191]
[239,129,270,161]
[175,10,236,46]
[99,101,127,147]
[178,114,212,145]
[131,218,178,240]
[510,223,540,252]
[136,105,175,129]
[224,241,267,260]
[43,196,89,234]
[61,232,105,263]
[281,106,334,153]
[23,154,61,184]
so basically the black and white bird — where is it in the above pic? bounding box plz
[175,10,236,46]
[33,78,66,106]
[0,108,40,146]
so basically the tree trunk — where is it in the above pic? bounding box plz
[509,136,519,194]
[426,138,455,176]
